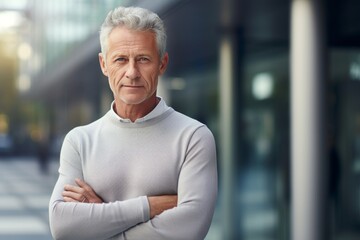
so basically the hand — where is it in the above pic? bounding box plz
[62,178,104,203]
[148,195,177,218]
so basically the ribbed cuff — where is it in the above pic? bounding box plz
[140,196,150,222]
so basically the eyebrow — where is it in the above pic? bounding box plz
[110,53,152,59]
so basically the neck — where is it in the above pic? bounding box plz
[114,96,159,122]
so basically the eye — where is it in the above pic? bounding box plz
[115,57,127,63]
[138,57,150,63]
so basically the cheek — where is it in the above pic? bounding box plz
[107,77,116,94]
[107,65,119,78]
[108,67,124,83]
[144,75,158,92]
[106,68,123,92]
[145,69,160,86]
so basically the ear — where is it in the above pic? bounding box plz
[98,53,108,77]
[159,52,169,75]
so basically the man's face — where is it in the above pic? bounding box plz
[99,27,168,106]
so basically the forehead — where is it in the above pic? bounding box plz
[107,27,158,55]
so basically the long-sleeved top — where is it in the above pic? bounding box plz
[49,98,218,240]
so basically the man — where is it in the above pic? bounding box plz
[49,6,218,240]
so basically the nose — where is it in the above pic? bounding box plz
[125,61,140,80]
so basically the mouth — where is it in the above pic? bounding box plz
[122,85,143,88]
[121,85,145,92]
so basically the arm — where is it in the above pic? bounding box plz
[62,179,178,218]
[49,133,150,240]
[148,195,178,218]
[122,126,218,240]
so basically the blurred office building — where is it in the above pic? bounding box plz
[0,0,360,239]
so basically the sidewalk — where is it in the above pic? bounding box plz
[0,157,58,240]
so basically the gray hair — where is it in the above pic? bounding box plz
[99,6,167,59]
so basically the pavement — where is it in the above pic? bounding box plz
[0,157,58,240]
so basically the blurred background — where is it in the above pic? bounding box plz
[0,0,360,239]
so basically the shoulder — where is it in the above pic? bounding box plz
[168,110,214,139]
[169,110,204,128]
[64,114,107,143]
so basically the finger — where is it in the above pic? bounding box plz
[74,178,103,203]
[64,184,85,195]
[63,196,78,202]
[75,178,93,193]
[62,190,82,200]
[75,178,87,187]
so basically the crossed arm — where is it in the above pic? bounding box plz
[50,172,181,240]
[63,178,177,219]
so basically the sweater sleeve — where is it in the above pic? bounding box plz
[120,126,218,240]
[49,132,150,240]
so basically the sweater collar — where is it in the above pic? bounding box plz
[109,97,169,123]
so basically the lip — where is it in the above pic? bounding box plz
[122,85,143,88]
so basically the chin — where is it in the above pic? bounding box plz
[119,96,148,105]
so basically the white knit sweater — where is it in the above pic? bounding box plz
[49,99,218,240]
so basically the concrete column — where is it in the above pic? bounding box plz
[219,0,243,239]
[291,0,327,239]
[219,33,236,240]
